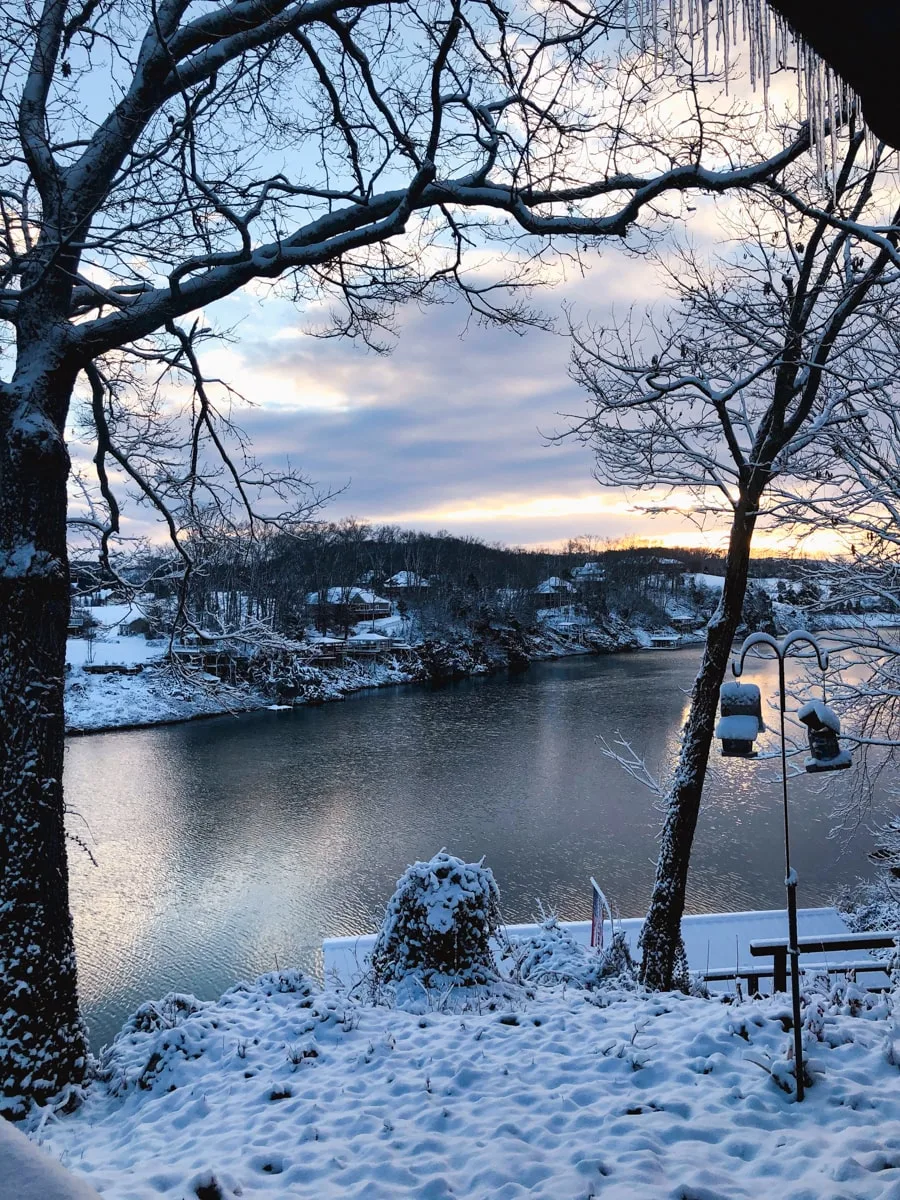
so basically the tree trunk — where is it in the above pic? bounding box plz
[639,496,759,991]
[0,366,87,1115]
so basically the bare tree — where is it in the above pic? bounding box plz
[772,391,900,824]
[567,131,900,989]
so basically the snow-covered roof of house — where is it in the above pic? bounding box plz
[534,576,577,594]
[305,587,390,606]
[385,571,429,588]
[571,562,604,579]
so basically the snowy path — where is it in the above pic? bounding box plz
[33,974,900,1200]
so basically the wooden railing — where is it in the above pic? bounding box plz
[700,931,898,994]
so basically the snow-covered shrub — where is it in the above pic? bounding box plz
[836,877,900,982]
[98,993,214,1095]
[371,851,502,990]
[230,970,316,999]
[506,916,638,992]
[121,993,206,1035]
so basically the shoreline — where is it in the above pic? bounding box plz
[63,621,656,738]
[65,610,895,739]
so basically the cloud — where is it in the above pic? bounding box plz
[200,245,706,545]
[78,228,817,553]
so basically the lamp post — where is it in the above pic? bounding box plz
[731,629,833,1103]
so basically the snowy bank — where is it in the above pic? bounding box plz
[63,619,641,735]
[28,967,900,1199]
[64,663,268,734]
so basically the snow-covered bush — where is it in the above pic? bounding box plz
[371,851,503,990]
[836,876,900,944]
[505,916,638,992]
[120,992,206,1035]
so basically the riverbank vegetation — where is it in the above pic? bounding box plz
[64,526,898,734]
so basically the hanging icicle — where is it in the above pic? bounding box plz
[619,0,872,186]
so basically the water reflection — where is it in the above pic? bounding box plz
[64,647,891,1048]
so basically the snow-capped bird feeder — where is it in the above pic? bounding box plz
[797,699,852,773]
[716,682,765,757]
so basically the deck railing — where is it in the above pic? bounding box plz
[700,931,898,994]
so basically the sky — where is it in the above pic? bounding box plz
[198,241,746,552]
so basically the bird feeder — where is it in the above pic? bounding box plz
[797,699,852,773]
[716,682,765,757]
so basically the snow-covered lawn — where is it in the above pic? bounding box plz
[66,632,160,669]
[64,663,266,732]
[31,973,900,1199]
[65,612,250,731]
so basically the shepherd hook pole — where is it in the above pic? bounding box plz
[733,630,829,1103]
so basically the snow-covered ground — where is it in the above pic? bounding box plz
[65,609,259,731]
[65,664,266,732]
[29,969,900,1199]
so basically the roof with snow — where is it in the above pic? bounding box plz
[571,562,604,580]
[305,587,390,606]
[385,571,429,588]
[716,714,761,742]
[534,576,577,594]
[798,699,841,733]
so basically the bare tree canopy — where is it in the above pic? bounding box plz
[566,131,900,989]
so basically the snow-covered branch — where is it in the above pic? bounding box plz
[597,733,662,796]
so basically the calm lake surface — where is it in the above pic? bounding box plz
[64,646,893,1048]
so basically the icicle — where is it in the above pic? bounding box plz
[719,0,730,91]
[633,0,872,182]
[827,67,837,201]
[816,50,830,181]
[760,1,770,118]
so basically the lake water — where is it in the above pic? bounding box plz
[64,646,892,1048]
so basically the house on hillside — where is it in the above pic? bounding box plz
[383,571,430,594]
[305,587,392,621]
[571,562,605,584]
[118,615,153,637]
[534,576,577,598]
[669,615,700,632]
[535,576,580,617]
[67,610,89,636]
